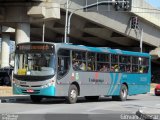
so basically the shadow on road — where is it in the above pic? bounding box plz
[12,97,139,105]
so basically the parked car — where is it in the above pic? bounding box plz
[155,84,160,96]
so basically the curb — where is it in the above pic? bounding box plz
[0,98,16,103]
[0,96,30,103]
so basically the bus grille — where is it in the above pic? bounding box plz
[20,85,29,87]
[31,85,42,87]
[20,85,42,87]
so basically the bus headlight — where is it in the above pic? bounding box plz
[41,80,54,88]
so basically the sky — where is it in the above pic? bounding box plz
[145,0,160,8]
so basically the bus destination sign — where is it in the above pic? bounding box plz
[17,44,54,51]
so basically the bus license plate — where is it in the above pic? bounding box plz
[27,89,34,93]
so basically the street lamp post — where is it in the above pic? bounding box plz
[140,28,143,53]
[67,9,81,35]
[42,21,45,42]
[64,0,69,43]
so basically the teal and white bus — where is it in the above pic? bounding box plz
[13,42,151,104]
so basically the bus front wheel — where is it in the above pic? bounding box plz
[66,85,78,104]
[112,84,128,101]
[30,95,42,103]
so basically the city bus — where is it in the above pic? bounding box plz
[13,42,151,104]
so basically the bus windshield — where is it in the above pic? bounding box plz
[14,52,55,76]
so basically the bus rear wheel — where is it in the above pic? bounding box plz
[30,95,42,103]
[112,84,128,101]
[85,96,99,101]
[66,85,78,104]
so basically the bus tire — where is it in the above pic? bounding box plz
[85,96,99,101]
[112,84,128,101]
[30,95,42,103]
[155,93,160,96]
[119,84,128,101]
[66,85,78,104]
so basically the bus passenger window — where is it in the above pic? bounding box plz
[87,52,96,71]
[72,51,86,71]
[87,63,92,71]
[139,66,144,73]
[79,62,86,71]
[132,65,138,73]
[97,53,110,72]
[138,57,149,73]
[132,57,139,73]
[111,64,119,72]
[73,60,79,70]
[100,64,109,72]
[126,65,131,72]
[119,64,125,72]
[143,66,149,73]
[111,54,119,72]
[119,55,131,73]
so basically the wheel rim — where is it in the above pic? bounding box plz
[70,89,77,100]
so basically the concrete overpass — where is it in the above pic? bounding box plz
[0,0,160,67]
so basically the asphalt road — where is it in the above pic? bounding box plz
[0,93,160,120]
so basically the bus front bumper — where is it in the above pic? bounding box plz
[13,84,56,96]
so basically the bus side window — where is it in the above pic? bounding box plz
[111,54,119,72]
[87,52,96,71]
[132,65,138,73]
[138,57,149,73]
[79,62,86,70]
[119,55,131,73]
[132,57,139,73]
[72,51,86,71]
[97,53,110,72]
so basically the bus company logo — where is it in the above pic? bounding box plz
[89,78,104,83]
[95,72,99,79]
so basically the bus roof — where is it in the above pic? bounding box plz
[17,42,150,57]
[54,43,150,57]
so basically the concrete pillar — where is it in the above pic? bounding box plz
[15,23,30,44]
[1,34,10,68]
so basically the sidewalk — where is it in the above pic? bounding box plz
[0,86,29,103]
[0,86,13,96]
